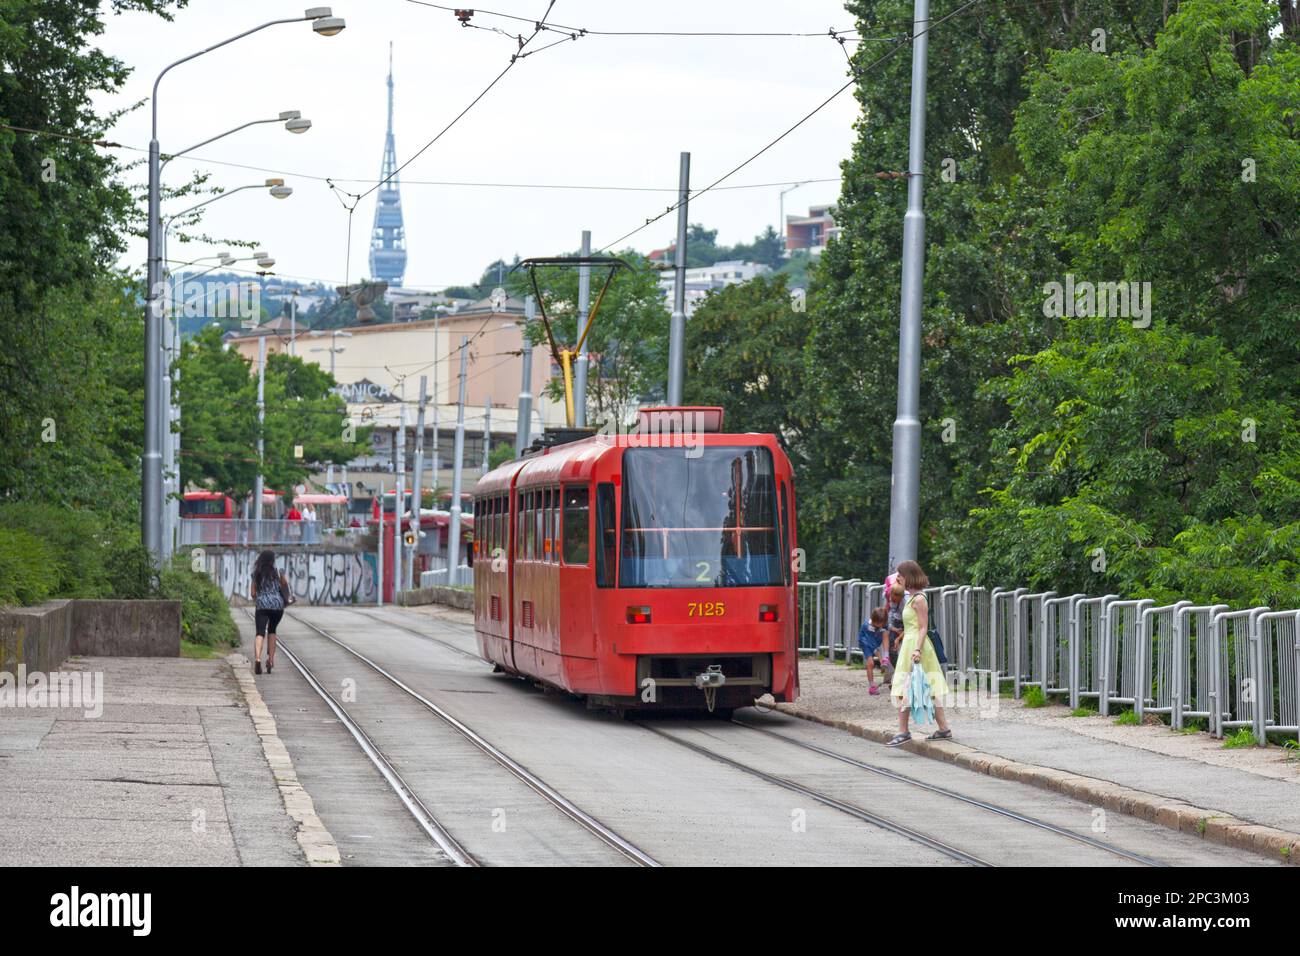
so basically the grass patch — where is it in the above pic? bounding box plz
[1022,687,1048,709]
[1282,739,1299,763]
[1196,817,1208,836]
[1177,718,1207,734]
[1222,728,1259,749]
[1114,709,1141,726]
[180,639,236,660]
[1070,705,1098,717]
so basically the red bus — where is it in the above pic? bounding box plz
[473,407,799,715]
[180,491,234,518]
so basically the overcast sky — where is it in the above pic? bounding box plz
[99,0,861,291]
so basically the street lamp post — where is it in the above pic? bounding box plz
[886,0,931,573]
[308,329,351,376]
[143,7,345,563]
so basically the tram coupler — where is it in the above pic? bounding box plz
[694,664,726,690]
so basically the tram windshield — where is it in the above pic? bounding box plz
[620,446,782,588]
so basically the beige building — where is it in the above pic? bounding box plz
[227,296,564,491]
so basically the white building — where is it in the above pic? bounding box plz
[658,259,772,316]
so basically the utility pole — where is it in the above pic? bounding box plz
[431,314,440,495]
[886,0,931,573]
[482,398,491,472]
[446,336,469,583]
[254,335,266,524]
[289,292,297,357]
[516,294,535,454]
[573,230,591,426]
[667,151,691,405]
[376,479,385,606]
[394,403,406,597]
[410,375,428,591]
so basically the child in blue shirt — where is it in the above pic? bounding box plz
[857,606,891,695]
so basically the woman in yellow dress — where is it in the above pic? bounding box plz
[887,560,953,746]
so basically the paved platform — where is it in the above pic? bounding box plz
[0,656,312,866]
[785,658,1300,863]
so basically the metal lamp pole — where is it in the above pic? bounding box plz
[886,0,931,572]
[143,7,345,562]
[666,151,690,405]
[516,295,535,454]
[446,336,469,582]
[573,230,591,426]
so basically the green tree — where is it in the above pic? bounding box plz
[508,252,669,425]
[176,327,367,497]
[684,274,810,443]
[0,0,184,524]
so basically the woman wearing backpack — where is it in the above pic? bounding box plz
[249,550,292,674]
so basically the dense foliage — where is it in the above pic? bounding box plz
[687,0,1299,610]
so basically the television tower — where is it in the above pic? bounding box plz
[369,43,408,287]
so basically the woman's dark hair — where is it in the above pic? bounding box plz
[253,550,279,588]
[897,559,929,591]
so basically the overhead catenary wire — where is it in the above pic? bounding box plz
[596,0,985,253]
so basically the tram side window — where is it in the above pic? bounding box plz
[537,490,547,562]
[595,483,616,587]
[498,495,506,555]
[779,482,790,585]
[526,491,536,560]
[538,488,548,562]
[514,494,523,559]
[542,488,551,563]
[562,487,590,566]
[517,494,527,561]
[547,488,557,563]
[549,488,559,564]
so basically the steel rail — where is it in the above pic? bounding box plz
[639,723,991,867]
[732,718,1167,867]
[239,609,477,867]
[284,611,661,867]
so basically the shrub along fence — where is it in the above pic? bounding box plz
[797,578,1300,747]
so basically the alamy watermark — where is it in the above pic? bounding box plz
[595,408,709,459]
[0,666,103,718]
[1042,274,1151,328]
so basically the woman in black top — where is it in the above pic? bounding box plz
[249,550,290,674]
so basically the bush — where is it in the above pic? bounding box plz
[158,564,238,647]
[1021,687,1047,708]
[104,540,155,599]
[0,502,111,598]
[0,527,58,606]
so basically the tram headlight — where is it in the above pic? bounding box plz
[626,606,651,625]
[759,605,779,623]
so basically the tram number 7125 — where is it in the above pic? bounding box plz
[687,601,726,618]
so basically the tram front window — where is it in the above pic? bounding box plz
[620,446,782,588]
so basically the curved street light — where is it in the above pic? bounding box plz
[161,111,313,172]
[144,7,347,561]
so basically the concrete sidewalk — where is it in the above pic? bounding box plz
[785,658,1300,865]
[0,655,329,866]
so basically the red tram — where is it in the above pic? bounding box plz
[472,407,799,714]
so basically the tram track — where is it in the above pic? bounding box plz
[269,610,661,867]
[340,605,1151,865]
[240,609,477,867]
[260,605,1175,866]
[637,721,991,865]
[728,717,1168,867]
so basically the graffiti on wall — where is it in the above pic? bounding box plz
[204,548,378,605]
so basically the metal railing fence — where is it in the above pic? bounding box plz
[797,576,1300,746]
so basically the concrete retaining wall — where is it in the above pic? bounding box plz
[0,599,180,672]
[396,586,474,611]
[196,546,378,606]
[70,601,180,657]
[0,600,73,674]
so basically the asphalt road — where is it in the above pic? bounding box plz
[238,605,1277,867]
